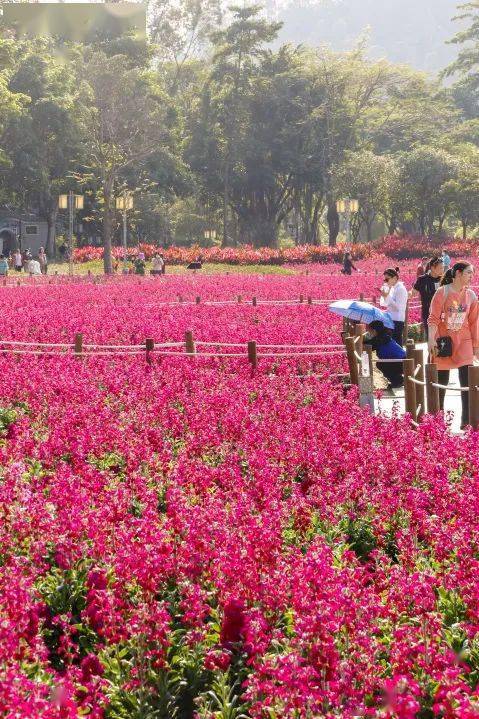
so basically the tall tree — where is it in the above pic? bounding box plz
[4,43,85,255]
[79,50,171,273]
[203,4,282,246]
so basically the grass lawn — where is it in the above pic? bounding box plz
[48,260,296,276]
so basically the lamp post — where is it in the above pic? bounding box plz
[59,191,83,275]
[336,199,359,246]
[204,229,217,243]
[116,191,134,273]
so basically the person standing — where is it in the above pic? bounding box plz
[151,253,164,276]
[13,249,22,272]
[0,254,9,277]
[411,256,444,339]
[160,252,166,275]
[442,249,451,272]
[428,262,479,429]
[380,267,408,344]
[38,247,48,275]
[341,252,357,276]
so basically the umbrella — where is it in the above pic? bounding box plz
[328,300,395,330]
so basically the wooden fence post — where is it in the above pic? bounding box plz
[248,340,258,370]
[195,296,201,305]
[404,357,417,420]
[468,366,479,430]
[299,295,304,303]
[185,330,196,356]
[74,333,83,359]
[359,293,364,301]
[145,338,154,365]
[252,297,257,307]
[237,295,242,304]
[425,363,440,415]
[406,339,415,360]
[346,337,359,387]
[308,296,313,305]
[340,331,349,345]
[413,347,425,420]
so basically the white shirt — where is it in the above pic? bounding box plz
[152,256,164,271]
[384,281,408,322]
[28,259,41,275]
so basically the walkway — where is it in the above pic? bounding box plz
[375,343,464,433]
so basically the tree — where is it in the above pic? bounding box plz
[396,146,459,235]
[3,43,86,255]
[334,151,395,242]
[79,50,172,273]
[199,4,282,246]
[442,144,479,238]
[151,0,222,71]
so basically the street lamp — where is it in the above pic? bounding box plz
[204,229,217,242]
[59,192,84,275]
[336,199,359,245]
[116,191,134,273]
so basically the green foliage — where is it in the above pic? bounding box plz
[37,563,98,671]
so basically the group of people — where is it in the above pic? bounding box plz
[0,247,48,276]
[358,251,477,430]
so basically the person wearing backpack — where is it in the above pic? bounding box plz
[428,262,479,429]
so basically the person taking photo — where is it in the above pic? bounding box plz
[428,261,479,429]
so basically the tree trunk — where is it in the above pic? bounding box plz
[327,201,339,247]
[366,219,373,243]
[463,220,468,240]
[46,207,58,258]
[222,162,229,248]
[388,218,397,235]
[103,180,114,274]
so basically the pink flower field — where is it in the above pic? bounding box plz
[2,265,479,718]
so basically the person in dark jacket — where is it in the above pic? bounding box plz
[341,252,357,276]
[364,320,406,388]
[411,256,444,339]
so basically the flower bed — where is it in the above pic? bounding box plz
[73,243,376,266]
[1,271,479,717]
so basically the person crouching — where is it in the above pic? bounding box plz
[364,320,406,389]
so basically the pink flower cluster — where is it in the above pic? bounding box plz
[73,242,376,265]
[1,268,479,718]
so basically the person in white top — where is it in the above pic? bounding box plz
[380,267,408,345]
[28,259,42,275]
[151,253,164,276]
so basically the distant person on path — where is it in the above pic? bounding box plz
[22,248,32,271]
[380,267,408,344]
[13,249,22,272]
[38,247,48,275]
[341,252,357,276]
[428,262,479,429]
[28,258,41,275]
[151,253,164,276]
[0,254,9,277]
[411,256,444,339]
[364,320,406,388]
[160,252,166,274]
[134,252,146,275]
[416,256,429,277]
[442,249,451,272]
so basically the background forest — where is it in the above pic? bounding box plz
[1,0,479,272]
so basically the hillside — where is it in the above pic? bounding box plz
[275,0,462,75]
